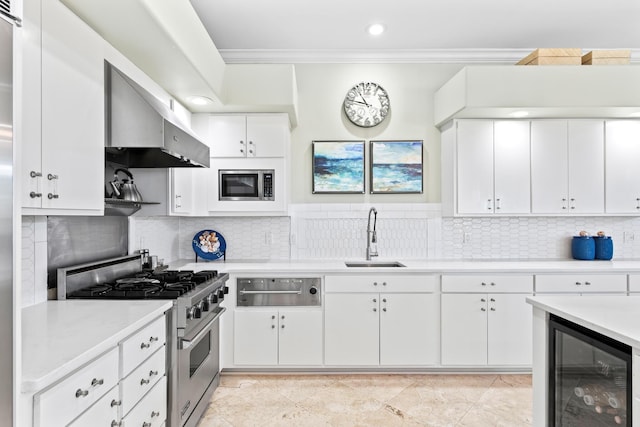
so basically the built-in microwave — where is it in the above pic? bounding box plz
[218,169,275,201]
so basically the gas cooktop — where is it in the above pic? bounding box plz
[67,270,219,300]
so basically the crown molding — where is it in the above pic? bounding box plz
[219,48,640,64]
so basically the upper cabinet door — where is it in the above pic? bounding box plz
[493,120,531,214]
[567,120,604,214]
[245,115,288,157]
[456,121,494,214]
[605,120,640,213]
[531,120,569,213]
[208,115,248,157]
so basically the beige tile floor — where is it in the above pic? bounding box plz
[199,373,532,426]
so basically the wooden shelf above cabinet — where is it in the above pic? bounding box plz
[434,65,640,127]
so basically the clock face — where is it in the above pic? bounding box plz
[343,82,390,128]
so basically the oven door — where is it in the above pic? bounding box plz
[177,306,225,427]
[219,170,261,200]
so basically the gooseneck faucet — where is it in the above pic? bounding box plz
[366,207,378,260]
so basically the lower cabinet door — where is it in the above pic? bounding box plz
[67,386,120,427]
[324,293,379,365]
[441,293,488,365]
[278,309,323,365]
[121,376,167,427]
[487,293,532,366]
[380,293,438,366]
[234,309,278,365]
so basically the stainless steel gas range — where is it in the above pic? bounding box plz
[57,254,229,427]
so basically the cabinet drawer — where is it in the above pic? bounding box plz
[535,274,627,293]
[121,316,166,377]
[34,347,119,427]
[122,376,167,427]
[120,346,166,415]
[67,385,119,427]
[441,275,533,293]
[325,275,438,293]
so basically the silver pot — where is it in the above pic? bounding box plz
[109,168,144,202]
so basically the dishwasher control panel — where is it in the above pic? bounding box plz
[236,277,321,307]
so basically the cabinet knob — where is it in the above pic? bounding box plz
[47,173,58,180]
[281,324,285,329]
[143,423,152,427]
[481,282,486,286]
[30,171,42,178]
[272,315,276,319]
[382,308,387,312]
[382,282,387,286]
[29,192,42,198]
[91,378,104,387]
[281,315,285,319]
[47,193,59,199]
[373,298,377,303]
[140,342,151,349]
[271,325,275,329]
[111,421,122,427]
[140,378,150,385]
[481,308,486,312]
[149,370,158,377]
[575,282,582,286]
[110,399,122,407]
[382,298,387,303]
[490,282,495,286]
[490,307,496,311]
[373,308,377,312]
[75,388,89,398]
[373,282,378,286]
[149,336,159,343]
[481,298,486,302]
[585,281,591,286]
[151,411,161,418]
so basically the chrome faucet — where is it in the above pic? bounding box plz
[366,207,378,260]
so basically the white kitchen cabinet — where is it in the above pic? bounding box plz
[535,274,627,294]
[605,120,640,213]
[204,114,289,158]
[21,0,104,214]
[440,275,533,366]
[456,120,530,215]
[324,275,439,366]
[531,120,605,214]
[234,308,323,366]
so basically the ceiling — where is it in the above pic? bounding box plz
[190,0,640,63]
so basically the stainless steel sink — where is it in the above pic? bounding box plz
[344,261,406,268]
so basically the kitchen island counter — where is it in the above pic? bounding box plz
[527,295,640,426]
[21,299,172,393]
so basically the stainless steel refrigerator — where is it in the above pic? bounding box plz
[1,2,19,424]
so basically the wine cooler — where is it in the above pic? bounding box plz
[549,314,632,426]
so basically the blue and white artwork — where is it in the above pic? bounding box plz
[312,141,365,193]
[371,141,423,193]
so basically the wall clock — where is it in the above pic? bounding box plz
[343,82,390,128]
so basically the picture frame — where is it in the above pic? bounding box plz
[312,141,365,194]
[370,140,423,193]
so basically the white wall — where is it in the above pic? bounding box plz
[289,63,464,203]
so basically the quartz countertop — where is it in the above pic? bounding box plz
[168,258,640,274]
[527,295,640,349]
[21,300,172,393]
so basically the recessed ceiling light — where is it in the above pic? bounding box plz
[510,111,529,118]
[367,23,386,36]
[188,96,213,106]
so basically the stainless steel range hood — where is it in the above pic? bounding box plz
[105,61,210,168]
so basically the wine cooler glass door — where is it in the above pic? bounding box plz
[550,315,632,426]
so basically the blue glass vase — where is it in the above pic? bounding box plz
[594,236,614,260]
[571,236,595,260]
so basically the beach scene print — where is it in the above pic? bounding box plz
[313,141,365,193]
[371,141,423,193]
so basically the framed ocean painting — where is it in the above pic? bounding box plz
[312,141,365,193]
[370,140,423,193]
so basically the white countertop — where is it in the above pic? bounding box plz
[169,258,640,274]
[21,300,172,394]
[527,295,640,349]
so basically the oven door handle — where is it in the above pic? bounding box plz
[179,307,226,350]
[239,289,302,295]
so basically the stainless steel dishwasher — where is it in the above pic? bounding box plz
[236,277,321,306]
